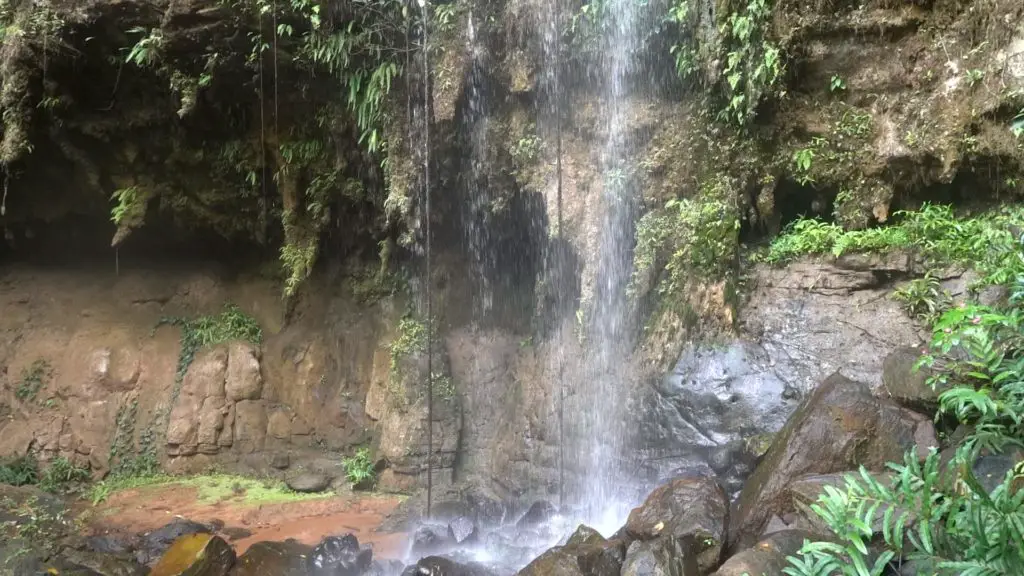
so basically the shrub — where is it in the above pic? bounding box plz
[0,455,39,486]
[39,457,90,493]
[342,447,376,488]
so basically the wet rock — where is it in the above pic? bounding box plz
[412,556,495,576]
[882,347,943,411]
[517,500,557,528]
[380,482,505,532]
[364,560,405,576]
[565,525,604,547]
[625,476,728,573]
[233,400,268,453]
[447,516,479,544]
[86,534,139,556]
[409,524,454,557]
[517,547,584,576]
[286,471,331,493]
[226,342,263,401]
[308,534,372,576]
[230,540,312,575]
[221,527,254,542]
[150,533,235,576]
[138,519,212,566]
[731,373,937,549]
[58,549,147,576]
[621,538,697,576]
[270,452,291,470]
[712,530,819,576]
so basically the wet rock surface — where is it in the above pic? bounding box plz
[137,519,214,566]
[149,533,235,576]
[711,530,819,576]
[229,540,313,576]
[516,501,558,529]
[287,471,332,493]
[731,373,937,548]
[308,534,373,576]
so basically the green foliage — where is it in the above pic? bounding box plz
[124,26,163,67]
[158,304,263,392]
[792,147,815,184]
[667,0,696,77]
[893,272,951,324]
[15,359,50,402]
[107,399,161,481]
[110,186,148,230]
[1012,110,1024,139]
[829,74,845,92]
[342,447,376,487]
[718,0,783,125]
[786,226,1024,576]
[630,192,739,299]
[38,457,90,494]
[0,455,38,486]
[388,315,427,381]
[760,204,1024,280]
[965,68,985,87]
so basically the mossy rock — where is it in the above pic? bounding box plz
[150,534,235,576]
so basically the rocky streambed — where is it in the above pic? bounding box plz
[8,346,1005,576]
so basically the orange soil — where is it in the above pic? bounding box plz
[79,484,409,558]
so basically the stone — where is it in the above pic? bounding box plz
[364,560,405,576]
[221,527,254,542]
[409,524,454,557]
[268,410,292,440]
[307,534,372,576]
[517,547,584,576]
[138,520,213,566]
[233,400,267,453]
[625,476,728,574]
[447,516,479,544]
[226,342,263,401]
[731,373,937,549]
[712,530,819,576]
[230,540,312,576]
[516,500,557,528]
[415,556,495,576]
[149,534,235,576]
[621,538,696,576]
[198,396,227,446]
[882,347,944,411]
[58,549,147,576]
[86,534,140,556]
[565,525,604,547]
[286,471,331,493]
[270,452,291,470]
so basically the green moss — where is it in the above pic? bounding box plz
[88,473,331,507]
[15,359,51,402]
[388,316,427,386]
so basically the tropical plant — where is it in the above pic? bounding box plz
[893,272,950,324]
[718,0,783,125]
[343,447,376,487]
[0,455,39,486]
[39,457,90,493]
[829,74,845,92]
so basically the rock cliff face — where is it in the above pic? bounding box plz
[0,0,1022,506]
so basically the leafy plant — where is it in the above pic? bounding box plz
[1012,110,1024,139]
[792,147,815,184]
[15,359,51,402]
[893,272,950,324]
[965,68,985,87]
[829,74,845,92]
[38,457,90,493]
[342,447,376,487]
[0,455,39,486]
[718,0,783,125]
[388,315,428,382]
[124,27,163,67]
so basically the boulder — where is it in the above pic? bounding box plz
[226,342,263,401]
[565,525,604,547]
[712,530,818,576]
[137,520,212,566]
[447,516,479,544]
[286,471,331,493]
[621,538,696,576]
[625,476,728,574]
[149,534,235,576]
[517,500,557,528]
[881,347,943,410]
[364,560,405,576]
[517,547,584,576]
[731,373,937,549]
[86,534,140,556]
[517,530,624,576]
[58,549,147,576]
[409,524,455,557]
[411,556,495,576]
[230,540,312,576]
[307,534,371,576]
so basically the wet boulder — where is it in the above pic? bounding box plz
[150,534,235,576]
[625,475,728,574]
[518,529,625,576]
[712,530,818,576]
[447,516,479,544]
[409,524,455,557]
[230,540,313,575]
[731,373,937,549]
[138,519,213,566]
[408,556,495,576]
[882,347,944,411]
[565,525,604,547]
[621,538,697,576]
[307,534,372,576]
[364,560,405,576]
[58,549,148,576]
[517,500,558,528]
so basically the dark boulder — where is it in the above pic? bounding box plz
[517,501,557,528]
[138,519,213,566]
[517,532,625,576]
[625,476,728,574]
[58,549,147,576]
[86,534,140,557]
[447,516,479,544]
[363,560,405,576]
[307,534,371,576]
[517,547,584,576]
[409,524,454,557]
[230,540,312,576]
[149,533,235,576]
[712,530,819,576]
[621,538,698,576]
[565,525,604,547]
[286,472,332,494]
[731,373,937,549]
[882,347,944,411]
[410,556,495,576]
